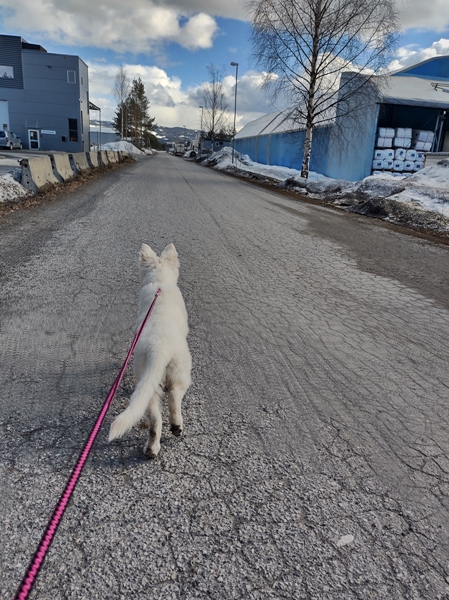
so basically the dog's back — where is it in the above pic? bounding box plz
[109,243,191,457]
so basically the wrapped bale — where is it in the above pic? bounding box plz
[373,149,385,160]
[378,127,395,138]
[376,136,393,148]
[411,140,432,151]
[395,128,412,138]
[412,130,434,143]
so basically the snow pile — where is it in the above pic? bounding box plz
[0,173,31,203]
[208,147,449,217]
[101,141,144,155]
[206,146,331,183]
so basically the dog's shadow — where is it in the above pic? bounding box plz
[92,424,183,471]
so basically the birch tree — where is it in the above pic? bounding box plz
[113,65,131,140]
[202,65,230,140]
[248,0,399,178]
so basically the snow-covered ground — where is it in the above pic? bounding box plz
[205,147,449,218]
[0,172,32,203]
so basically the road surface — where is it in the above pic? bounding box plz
[1,153,449,599]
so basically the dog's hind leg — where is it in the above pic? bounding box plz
[167,351,191,437]
[143,391,163,458]
[167,381,189,436]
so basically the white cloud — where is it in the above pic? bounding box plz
[397,1,449,32]
[0,0,219,53]
[389,38,449,71]
[87,61,273,130]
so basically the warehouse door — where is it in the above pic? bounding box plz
[28,129,40,150]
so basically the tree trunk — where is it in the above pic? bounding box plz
[301,124,313,179]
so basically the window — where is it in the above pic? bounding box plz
[68,119,78,142]
[0,66,14,79]
[67,70,76,84]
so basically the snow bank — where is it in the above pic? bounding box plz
[0,173,31,203]
[101,141,144,155]
[208,148,449,217]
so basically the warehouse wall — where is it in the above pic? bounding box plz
[325,97,380,182]
[234,126,332,175]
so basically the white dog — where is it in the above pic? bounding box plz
[109,243,191,458]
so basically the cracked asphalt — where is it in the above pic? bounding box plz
[1,153,449,599]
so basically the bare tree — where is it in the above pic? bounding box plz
[113,65,131,140]
[202,65,231,140]
[248,0,399,178]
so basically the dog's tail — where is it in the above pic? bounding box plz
[108,352,168,441]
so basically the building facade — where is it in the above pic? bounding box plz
[0,34,89,152]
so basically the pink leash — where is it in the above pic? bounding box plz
[14,288,161,600]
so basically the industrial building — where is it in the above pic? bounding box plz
[234,56,449,182]
[0,34,89,152]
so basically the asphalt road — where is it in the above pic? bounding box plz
[1,153,449,599]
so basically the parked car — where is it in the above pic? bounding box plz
[0,130,23,150]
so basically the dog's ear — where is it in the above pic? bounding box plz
[139,243,157,266]
[161,243,179,268]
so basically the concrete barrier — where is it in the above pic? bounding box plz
[71,152,91,172]
[87,151,100,168]
[49,153,75,183]
[106,150,117,163]
[99,151,109,166]
[21,156,60,192]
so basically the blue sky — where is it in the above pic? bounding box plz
[1,1,449,130]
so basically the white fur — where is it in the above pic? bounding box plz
[109,243,191,458]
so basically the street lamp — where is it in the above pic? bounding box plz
[199,105,204,154]
[230,62,239,165]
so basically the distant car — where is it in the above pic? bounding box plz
[0,130,23,150]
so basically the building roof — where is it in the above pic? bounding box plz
[392,55,449,80]
[234,110,297,139]
[381,75,449,109]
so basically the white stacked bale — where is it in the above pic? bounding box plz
[376,127,394,148]
[372,158,384,170]
[413,161,424,171]
[411,130,434,152]
[393,160,404,172]
[393,127,412,149]
[403,160,414,171]
[413,130,434,142]
[395,128,412,138]
[405,149,417,160]
[373,149,385,160]
[376,137,393,148]
[395,148,407,160]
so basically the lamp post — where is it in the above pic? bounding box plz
[199,105,204,155]
[230,62,239,165]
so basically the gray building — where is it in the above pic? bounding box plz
[0,34,89,151]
